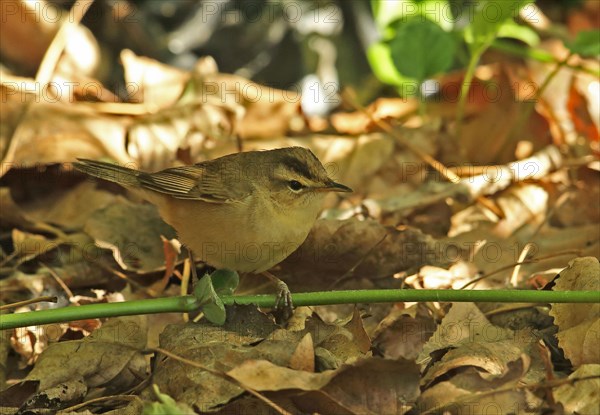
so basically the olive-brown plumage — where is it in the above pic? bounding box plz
[73,147,351,273]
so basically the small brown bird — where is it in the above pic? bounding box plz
[73,147,351,278]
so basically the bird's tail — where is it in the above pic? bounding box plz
[72,159,144,187]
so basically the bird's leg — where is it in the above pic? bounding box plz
[186,249,215,287]
[188,249,198,282]
[262,271,293,322]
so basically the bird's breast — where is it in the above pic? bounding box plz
[155,194,318,274]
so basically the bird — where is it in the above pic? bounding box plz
[73,147,352,313]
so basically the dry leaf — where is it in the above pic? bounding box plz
[83,199,178,272]
[20,181,118,231]
[4,316,148,410]
[295,358,420,415]
[554,364,600,414]
[549,257,600,366]
[373,303,436,360]
[289,333,315,372]
[281,218,446,290]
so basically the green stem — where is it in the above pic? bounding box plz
[455,47,483,139]
[226,289,600,307]
[0,296,200,330]
[492,40,600,78]
[1,289,598,330]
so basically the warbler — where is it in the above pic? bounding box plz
[73,147,351,284]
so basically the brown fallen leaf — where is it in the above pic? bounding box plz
[554,364,600,414]
[568,74,600,144]
[343,307,371,354]
[151,305,279,410]
[228,357,420,415]
[152,305,368,411]
[2,100,130,169]
[549,257,600,366]
[0,1,99,76]
[419,303,514,373]
[121,49,190,109]
[300,357,419,415]
[3,316,148,410]
[417,303,546,413]
[330,97,418,135]
[452,63,551,165]
[422,340,530,387]
[227,359,334,391]
[289,333,315,372]
[373,303,436,360]
[281,218,447,291]
[19,181,118,231]
[83,198,178,273]
[418,364,541,415]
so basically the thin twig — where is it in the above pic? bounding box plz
[510,243,535,287]
[40,262,74,299]
[329,233,388,289]
[460,250,581,289]
[60,394,140,413]
[0,296,58,311]
[484,303,538,317]
[341,89,503,218]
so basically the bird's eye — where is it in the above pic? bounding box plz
[288,180,304,191]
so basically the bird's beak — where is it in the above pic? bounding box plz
[317,180,353,193]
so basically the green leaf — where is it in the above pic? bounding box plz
[497,19,540,46]
[464,0,530,51]
[210,269,239,296]
[202,295,226,325]
[193,272,215,304]
[389,18,456,82]
[193,271,229,325]
[567,30,600,57]
[371,0,407,31]
[372,0,452,32]
[144,385,194,415]
[367,41,408,85]
[367,41,420,95]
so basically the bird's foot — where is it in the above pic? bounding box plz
[274,280,294,323]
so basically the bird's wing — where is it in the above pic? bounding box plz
[138,163,252,203]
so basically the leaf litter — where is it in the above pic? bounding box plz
[0,1,598,414]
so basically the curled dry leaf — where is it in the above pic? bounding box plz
[419,303,514,368]
[549,256,600,366]
[121,51,243,171]
[121,49,190,109]
[418,303,545,413]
